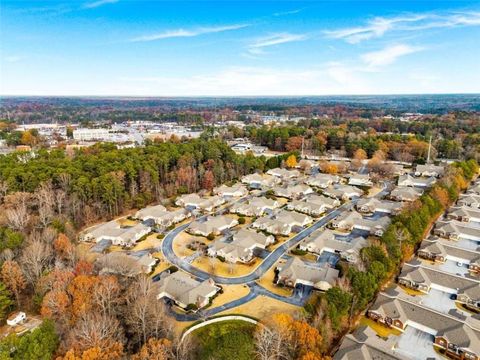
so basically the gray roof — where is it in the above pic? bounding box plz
[278,257,339,285]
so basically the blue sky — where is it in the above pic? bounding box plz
[1,0,480,96]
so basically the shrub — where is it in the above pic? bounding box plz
[238,217,246,225]
[207,233,215,241]
[291,248,307,256]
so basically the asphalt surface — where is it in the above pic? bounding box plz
[158,181,391,321]
[160,200,356,285]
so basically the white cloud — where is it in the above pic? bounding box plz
[325,11,480,43]
[130,24,248,42]
[248,33,307,54]
[83,0,118,9]
[119,65,372,96]
[273,9,303,17]
[361,44,422,68]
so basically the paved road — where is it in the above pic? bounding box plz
[161,200,356,285]
[166,282,312,321]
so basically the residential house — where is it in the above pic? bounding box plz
[447,206,480,223]
[356,198,403,215]
[299,228,367,263]
[434,221,480,241]
[331,210,363,231]
[82,221,151,247]
[418,241,447,263]
[389,186,423,202]
[230,196,280,217]
[457,284,480,312]
[96,251,158,276]
[135,205,190,227]
[323,185,363,200]
[458,194,480,209]
[415,164,445,178]
[241,173,279,188]
[397,174,436,188]
[157,271,220,310]
[277,257,339,291]
[305,173,340,189]
[207,229,274,263]
[468,183,480,196]
[353,216,392,236]
[368,294,480,359]
[213,184,248,198]
[273,184,313,199]
[286,194,339,216]
[187,215,238,237]
[267,167,300,180]
[175,193,225,212]
[252,210,312,236]
[348,174,373,187]
[398,263,480,303]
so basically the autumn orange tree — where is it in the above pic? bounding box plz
[1,260,26,306]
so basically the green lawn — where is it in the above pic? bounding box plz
[191,320,256,360]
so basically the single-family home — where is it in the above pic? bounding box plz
[207,229,274,263]
[273,184,313,199]
[135,205,190,227]
[356,198,403,215]
[348,174,373,187]
[353,216,391,236]
[230,196,280,217]
[418,241,447,263]
[96,251,158,276]
[389,186,423,202]
[241,173,279,189]
[367,294,480,360]
[276,257,339,291]
[267,167,300,180]
[434,220,480,241]
[187,215,239,237]
[467,183,480,196]
[251,210,312,236]
[331,210,363,231]
[175,194,225,212]
[305,173,340,189]
[398,174,436,188]
[458,194,480,209]
[447,206,480,223]
[157,271,220,310]
[299,229,367,263]
[415,164,445,178]
[82,221,151,247]
[213,184,249,198]
[323,185,363,200]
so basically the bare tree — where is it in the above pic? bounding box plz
[36,181,55,228]
[125,275,170,346]
[254,325,289,360]
[93,276,121,318]
[69,312,124,351]
[5,193,30,231]
[20,238,53,288]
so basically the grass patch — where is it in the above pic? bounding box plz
[192,320,256,360]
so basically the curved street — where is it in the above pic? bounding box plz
[160,201,355,285]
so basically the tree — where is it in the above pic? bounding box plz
[202,170,215,191]
[0,282,13,321]
[53,234,76,265]
[1,260,26,306]
[20,239,53,289]
[285,136,303,152]
[132,338,173,360]
[285,154,297,169]
[3,319,59,360]
[254,325,287,360]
